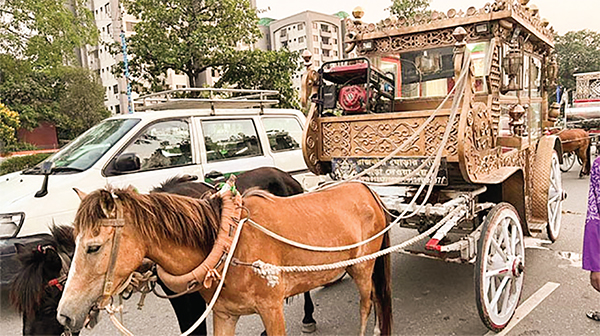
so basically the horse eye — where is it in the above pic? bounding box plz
[86,245,101,254]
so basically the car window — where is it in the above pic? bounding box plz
[24,119,140,174]
[262,117,302,152]
[202,119,263,162]
[121,119,192,171]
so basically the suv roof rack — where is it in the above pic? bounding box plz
[134,88,280,112]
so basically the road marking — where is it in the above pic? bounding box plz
[484,282,560,336]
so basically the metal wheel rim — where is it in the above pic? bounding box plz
[480,208,525,327]
[548,152,563,240]
[560,152,575,172]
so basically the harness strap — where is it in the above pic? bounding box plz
[48,276,66,291]
[99,201,126,308]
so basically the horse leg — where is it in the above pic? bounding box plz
[346,262,375,336]
[212,312,239,336]
[258,304,287,336]
[301,291,317,333]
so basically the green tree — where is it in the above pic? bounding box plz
[121,0,260,88]
[0,0,97,67]
[555,30,600,91]
[217,50,300,109]
[0,102,20,149]
[0,56,109,141]
[389,0,431,19]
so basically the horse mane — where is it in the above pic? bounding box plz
[74,187,221,253]
[152,174,215,198]
[10,225,74,316]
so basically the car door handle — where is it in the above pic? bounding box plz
[205,170,224,179]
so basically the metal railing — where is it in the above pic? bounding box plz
[134,88,280,112]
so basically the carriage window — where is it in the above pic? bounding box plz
[398,42,489,99]
[262,117,302,152]
[529,102,542,140]
[122,119,192,171]
[531,57,542,98]
[202,119,263,162]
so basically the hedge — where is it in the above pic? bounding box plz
[0,153,51,176]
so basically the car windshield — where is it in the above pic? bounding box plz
[24,118,140,174]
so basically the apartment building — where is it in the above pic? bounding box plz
[86,0,188,114]
[266,11,344,91]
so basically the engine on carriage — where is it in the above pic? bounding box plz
[301,1,566,332]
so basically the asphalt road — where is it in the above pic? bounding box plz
[1,161,599,335]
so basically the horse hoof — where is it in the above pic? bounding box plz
[302,322,317,333]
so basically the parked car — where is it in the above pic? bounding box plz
[0,89,320,285]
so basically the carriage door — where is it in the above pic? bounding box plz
[105,118,202,192]
[200,118,274,183]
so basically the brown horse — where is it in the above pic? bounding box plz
[56,182,392,336]
[556,128,591,177]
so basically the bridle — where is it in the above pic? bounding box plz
[37,244,70,292]
[97,195,126,309]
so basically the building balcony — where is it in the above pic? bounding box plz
[320,30,332,37]
[321,42,332,49]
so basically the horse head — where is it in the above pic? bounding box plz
[57,188,148,332]
[10,225,75,335]
[57,186,217,332]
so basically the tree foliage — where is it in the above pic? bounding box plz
[0,56,109,141]
[389,0,431,19]
[0,0,97,67]
[555,30,600,91]
[217,50,300,109]
[0,102,20,148]
[121,0,261,89]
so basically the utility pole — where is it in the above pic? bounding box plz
[120,31,134,114]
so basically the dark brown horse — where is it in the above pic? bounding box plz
[57,182,392,335]
[9,225,78,335]
[556,128,591,177]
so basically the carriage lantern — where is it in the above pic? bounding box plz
[502,47,524,92]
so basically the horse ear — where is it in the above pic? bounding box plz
[100,192,116,218]
[73,188,88,201]
[14,243,27,255]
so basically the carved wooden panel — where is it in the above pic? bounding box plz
[319,115,459,161]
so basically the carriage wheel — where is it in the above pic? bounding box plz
[560,152,575,172]
[475,203,524,332]
[577,154,584,166]
[547,152,564,242]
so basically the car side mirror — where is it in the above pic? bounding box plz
[114,153,141,172]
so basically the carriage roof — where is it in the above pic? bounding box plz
[346,1,554,52]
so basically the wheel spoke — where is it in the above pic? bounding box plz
[490,237,508,261]
[511,223,517,254]
[500,278,513,313]
[489,276,511,311]
[485,267,510,278]
[502,219,512,256]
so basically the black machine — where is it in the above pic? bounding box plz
[318,57,395,115]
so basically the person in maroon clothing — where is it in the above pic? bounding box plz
[583,156,600,320]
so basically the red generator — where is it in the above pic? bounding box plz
[318,57,395,115]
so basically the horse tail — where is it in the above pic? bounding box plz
[372,231,392,335]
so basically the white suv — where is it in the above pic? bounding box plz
[0,89,318,285]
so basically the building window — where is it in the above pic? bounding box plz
[333,38,337,44]
[321,24,329,32]
[104,3,110,14]
[314,48,319,54]
[113,84,118,94]
[333,26,338,33]
[99,6,103,12]
[106,24,111,35]
[280,30,287,37]
[282,41,288,48]
[314,60,320,67]
[323,49,330,57]
[298,36,304,43]
[322,37,329,45]
[313,35,318,42]
[333,50,338,57]
[297,23,304,30]
[312,22,317,29]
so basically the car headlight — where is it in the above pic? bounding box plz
[0,213,25,238]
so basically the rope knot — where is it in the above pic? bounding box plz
[252,260,281,287]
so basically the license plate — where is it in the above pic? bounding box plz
[332,157,448,186]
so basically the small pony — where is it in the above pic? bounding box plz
[9,225,80,336]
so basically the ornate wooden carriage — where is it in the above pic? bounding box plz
[301,0,565,331]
